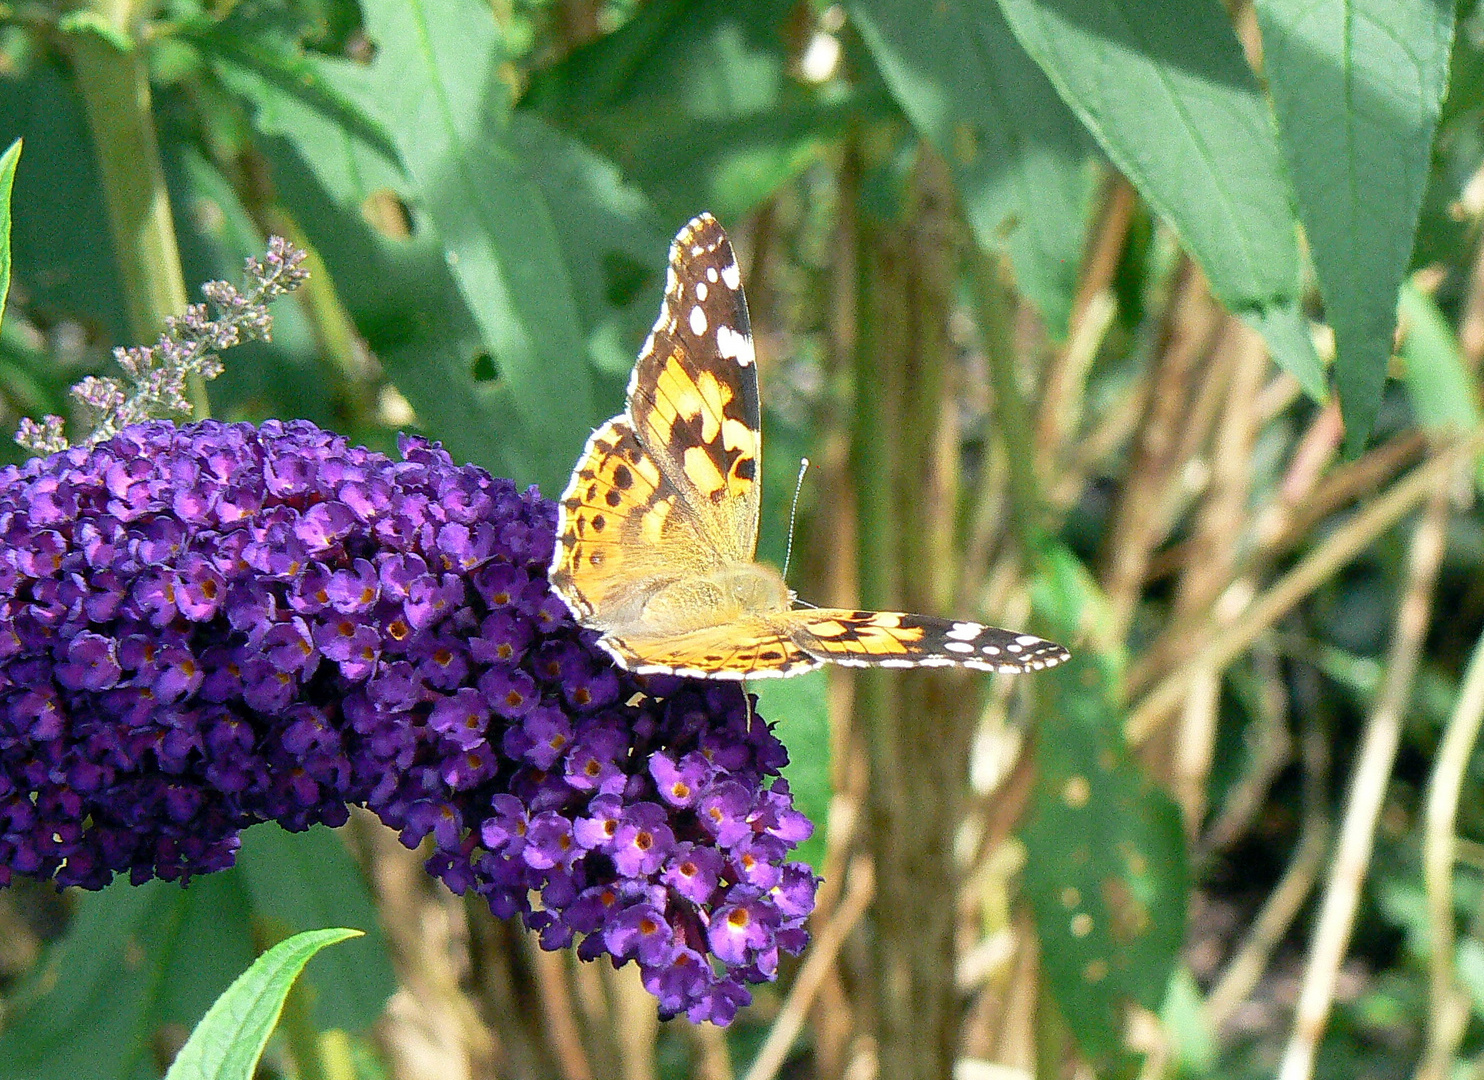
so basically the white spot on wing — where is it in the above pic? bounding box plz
[716,324,755,367]
[695,280,709,302]
[707,267,719,284]
[690,305,708,335]
[944,641,974,654]
[947,622,981,641]
[721,261,741,290]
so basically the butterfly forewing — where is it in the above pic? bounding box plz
[625,213,762,564]
[550,419,717,627]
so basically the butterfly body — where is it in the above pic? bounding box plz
[549,213,1070,680]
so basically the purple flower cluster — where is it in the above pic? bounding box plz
[0,419,814,1024]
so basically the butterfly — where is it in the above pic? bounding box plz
[547,213,1070,680]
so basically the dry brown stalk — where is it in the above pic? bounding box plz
[352,812,498,1080]
[1126,436,1481,746]
[1277,484,1451,1080]
[1101,264,1227,640]
[1414,618,1484,1080]
[1169,320,1269,828]
[529,946,593,1080]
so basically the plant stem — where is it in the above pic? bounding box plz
[65,4,203,417]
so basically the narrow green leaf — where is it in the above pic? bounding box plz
[237,825,397,1032]
[1255,0,1453,455]
[994,0,1313,389]
[353,0,595,495]
[0,138,21,335]
[851,0,1094,337]
[164,928,362,1080]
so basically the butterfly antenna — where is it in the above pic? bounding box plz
[781,457,810,584]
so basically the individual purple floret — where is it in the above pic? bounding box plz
[0,419,815,1024]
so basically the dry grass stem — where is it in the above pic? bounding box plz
[1127,436,1482,745]
[1277,485,1452,1080]
[529,945,592,1080]
[1414,620,1484,1080]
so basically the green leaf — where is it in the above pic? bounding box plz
[193,6,664,487]
[1241,301,1326,403]
[1397,280,1484,489]
[0,138,20,335]
[347,0,596,495]
[994,0,1318,394]
[0,65,126,341]
[1022,655,1189,1064]
[851,0,1094,337]
[164,928,362,1080]
[1255,0,1454,455]
[236,825,397,1032]
[754,669,831,872]
[175,14,400,172]
[524,0,860,225]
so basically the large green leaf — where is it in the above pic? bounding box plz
[850,1,1095,337]
[164,929,362,1080]
[1255,0,1454,454]
[994,0,1325,398]
[0,65,126,341]
[193,3,664,491]
[344,0,597,495]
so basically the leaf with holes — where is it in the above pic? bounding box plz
[1024,548,1189,1065]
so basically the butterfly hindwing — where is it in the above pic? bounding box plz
[784,609,1071,674]
[625,213,761,563]
[597,620,823,680]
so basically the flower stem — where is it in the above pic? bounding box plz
[63,6,205,417]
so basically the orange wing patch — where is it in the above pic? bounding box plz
[626,213,761,561]
[551,419,694,625]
